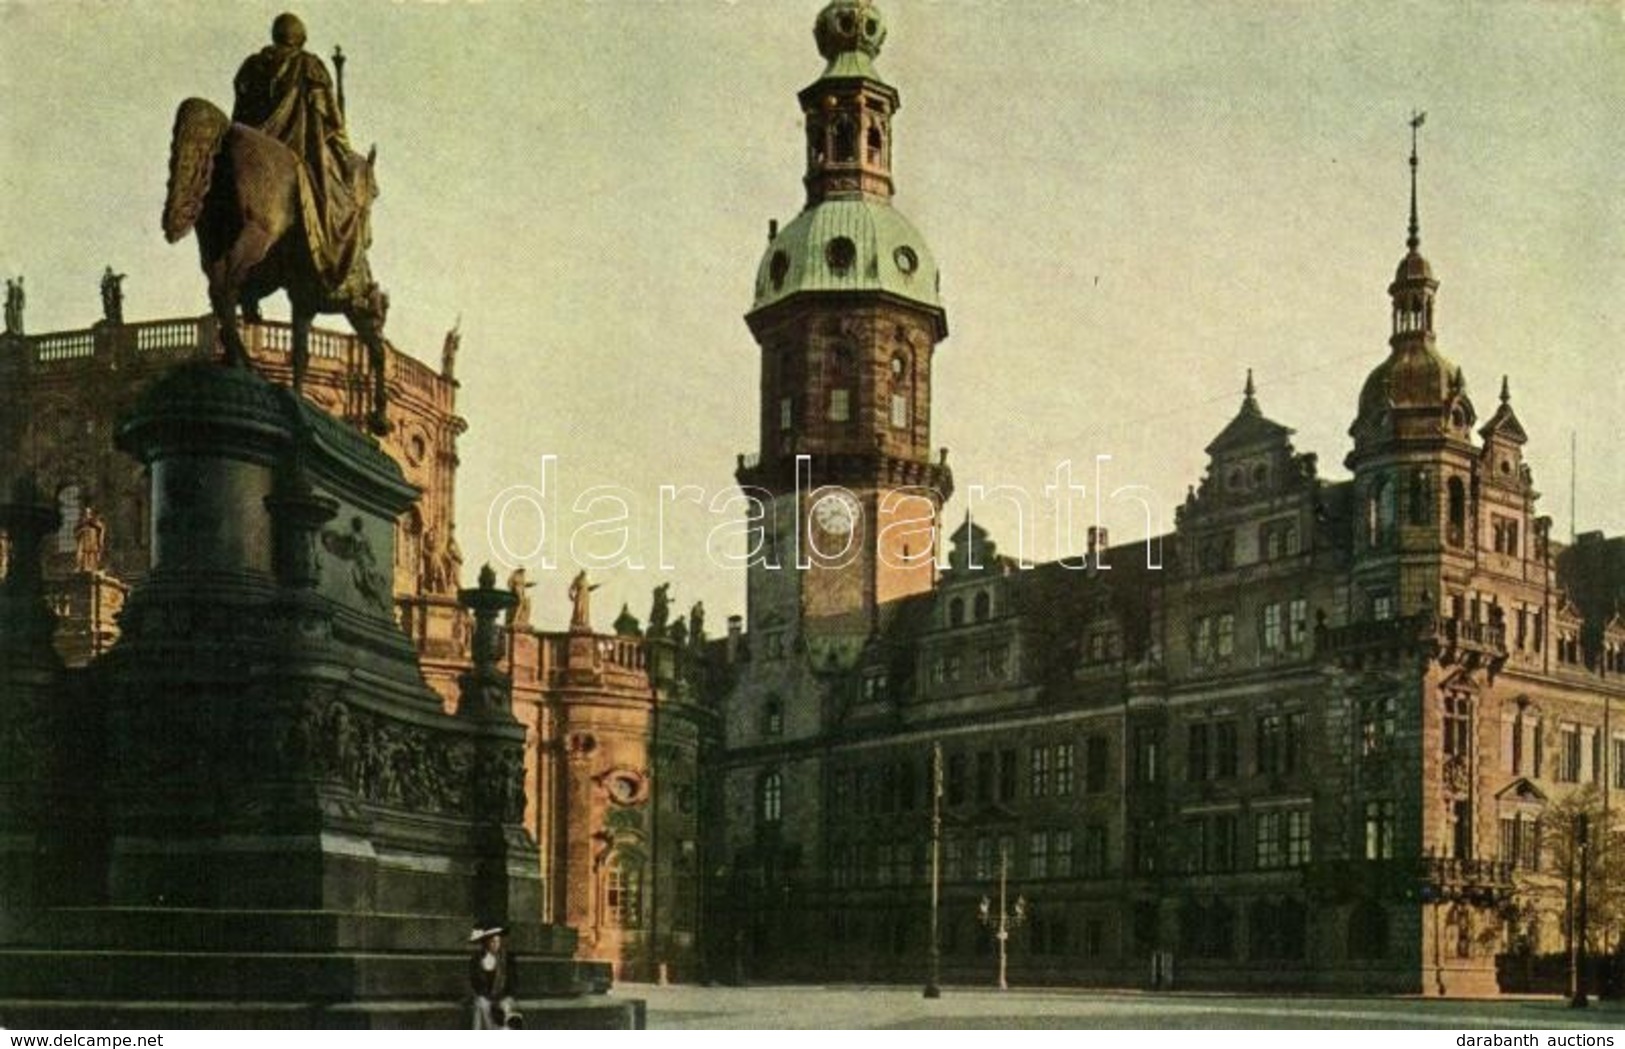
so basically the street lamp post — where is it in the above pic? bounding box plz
[924,741,943,999]
[978,840,1027,990]
[1571,814,1591,1010]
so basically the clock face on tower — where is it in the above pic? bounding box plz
[811,489,861,539]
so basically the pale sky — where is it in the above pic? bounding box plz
[4,0,1623,633]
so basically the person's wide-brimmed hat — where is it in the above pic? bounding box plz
[468,925,507,943]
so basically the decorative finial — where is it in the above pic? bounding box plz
[814,0,887,63]
[1407,110,1427,253]
[1244,368,1257,404]
[1500,375,1510,405]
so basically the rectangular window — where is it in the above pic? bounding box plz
[1054,743,1075,797]
[1029,831,1048,879]
[998,749,1018,801]
[944,837,963,882]
[890,393,908,429]
[1614,738,1625,790]
[1083,824,1108,876]
[1086,736,1109,793]
[1285,809,1311,866]
[975,751,994,804]
[1258,712,1304,776]
[1492,515,1520,556]
[1289,598,1309,646]
[1258,715,1283,776]
[1373,593,1395,621]
[1217,613,1235,658]
[1053,829,1074,877]
[1498,817,1537,870]
[779,396,793,431]
[1029,746,1051,798]
[1443,695,1471,759]
[1131,820,1158,875]
[828,388,850,422]
[1187,723,1211,783]
[1364,800,1395,860]
[1133,727,1160,784]
[1361,695,1396,758]
[1210,813,1238,872]
[1215,722,1238,779]
[1262,602,1283,652]
[1194,616,1213,662]
[975,836,994,880]
[1185,817,1207,874]
[1255,811,1285,870]
[875,842,893,886]
[1558,726,1581,783]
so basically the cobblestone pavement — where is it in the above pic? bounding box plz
[621,983,1625,1030]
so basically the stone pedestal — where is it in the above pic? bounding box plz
[0,480,64,935]
[0,364,625,1027]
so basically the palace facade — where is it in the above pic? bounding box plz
[710,0,1625,995]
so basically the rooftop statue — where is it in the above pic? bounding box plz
[162,12,393,435]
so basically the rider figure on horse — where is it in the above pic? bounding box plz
[232,13,368,300]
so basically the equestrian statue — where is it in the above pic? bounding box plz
[163,12,392,435]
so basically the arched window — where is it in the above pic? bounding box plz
[604,855,644,928]
[1447,477,1467,547]
[973,592,991,622]
[949,596,965,627]
[805,121,825,164]
[832,116,856,163]
[866,123,884,164]
[759,770,783,825]
[1367,476,1395,548]
[1409,468,1432,524]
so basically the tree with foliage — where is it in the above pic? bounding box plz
[1543,785,1625,956]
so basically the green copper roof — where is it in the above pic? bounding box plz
[817,50,880,81]
[751,198,941,314]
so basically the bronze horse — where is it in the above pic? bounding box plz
[162,97,391,435]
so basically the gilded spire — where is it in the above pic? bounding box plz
[1407,110,1426,253]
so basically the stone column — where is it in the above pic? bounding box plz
[459,566,540,927]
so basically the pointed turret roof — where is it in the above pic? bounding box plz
[1206,369,1293,455]
[1478,374,1529,444]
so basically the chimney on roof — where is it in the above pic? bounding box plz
[727,615,743,663]
[1087,526,1109,574]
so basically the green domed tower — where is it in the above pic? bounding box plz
[739,0,951,660]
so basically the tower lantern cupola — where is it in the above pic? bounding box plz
[1389,111,1438,343]
[801,0,899,206]
[1350,112,1473,464]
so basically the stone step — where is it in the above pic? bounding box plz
[0,996,644,1030]
[0,949,602,1002]
[2,908,577,957]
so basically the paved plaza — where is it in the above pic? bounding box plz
[626,983,1625,1030]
